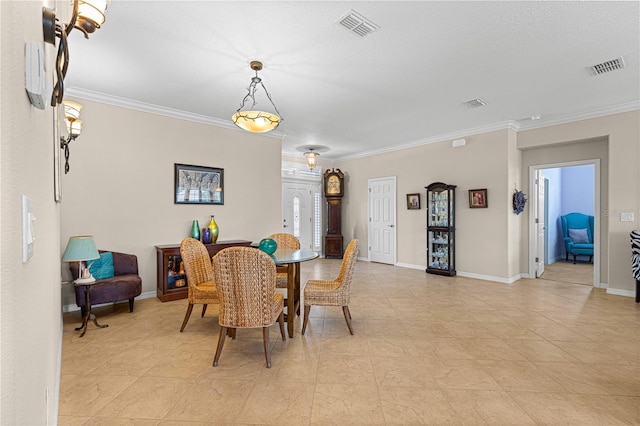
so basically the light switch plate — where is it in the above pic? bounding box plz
[22,195,34,263]
[621,212,635,222]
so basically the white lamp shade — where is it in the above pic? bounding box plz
[65,118,82,136]
[78,0,109,26]
[63,101,83,120]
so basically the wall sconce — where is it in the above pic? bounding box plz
[304,149,320,170]
[60,101,83,174]
[42,0,110,106]
[232,61,283,133]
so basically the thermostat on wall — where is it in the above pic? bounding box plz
[25,42,47,110]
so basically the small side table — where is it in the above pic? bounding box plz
[74,280,108,337]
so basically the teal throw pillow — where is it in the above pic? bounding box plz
[89,252,115,279]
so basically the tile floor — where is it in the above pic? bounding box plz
[58,258,639,425]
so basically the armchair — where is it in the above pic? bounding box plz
[70,250,142,316]
[561,213,594,264]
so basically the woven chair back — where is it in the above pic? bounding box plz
[212,247,277,328]
[268,233,300,250]
[337,239,359,287]
[180,238,215,289]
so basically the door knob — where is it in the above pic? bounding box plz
[388,224,394,227]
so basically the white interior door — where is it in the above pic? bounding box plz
[368,177,396,264]
[282,181,320,250]
[535,170,545,277]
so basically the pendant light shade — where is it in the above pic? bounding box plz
[232,61,282,133]
[304,150,320,170]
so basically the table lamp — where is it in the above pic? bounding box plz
[62,235,100,284]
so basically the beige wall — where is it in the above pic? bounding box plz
[1,1,65,424]
[519,111,640,294]
[60,99,283,300]
[334,111,638,296]
[335,129,521,281]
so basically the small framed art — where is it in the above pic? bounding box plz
[174,163,224,205]
[469,188,487,208]
[406,193,420,210]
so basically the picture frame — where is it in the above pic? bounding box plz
[174,163,224,205]
[469,188,488,208]
[406,193,420,210]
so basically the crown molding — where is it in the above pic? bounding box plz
[65,87,285,140]
[516,100,640,131]
[66,86,638,159]
[335,121,520,162]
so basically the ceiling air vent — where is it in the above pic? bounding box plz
[464,98,488,108]
[589,57,625,76]
[337,10,379,37]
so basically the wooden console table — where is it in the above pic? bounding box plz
[155,240,252,302]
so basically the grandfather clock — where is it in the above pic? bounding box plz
[323,168,344,258]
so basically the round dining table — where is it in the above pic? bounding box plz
[269,248,318,337]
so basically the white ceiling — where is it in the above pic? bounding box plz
[65,1,640,161]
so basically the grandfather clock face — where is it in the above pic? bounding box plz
[327,176,341,195]
[324,170,344,197]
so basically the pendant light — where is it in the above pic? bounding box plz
[232,61,283,133]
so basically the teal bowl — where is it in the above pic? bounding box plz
[258,238,277,255]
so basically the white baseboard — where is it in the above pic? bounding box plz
[62,290,157,313]
[395,262,424,270]
[457,271,522,284]
[606,288,636,298]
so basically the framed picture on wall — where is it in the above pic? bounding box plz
[469,188,488,208]
[174,163,224,205]
[406,193,420,210]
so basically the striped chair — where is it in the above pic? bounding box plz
[212,247,285,368]
[268,233,300,289]
[302,239,358,335]
[179,238,219,332]
[631,230,640,303]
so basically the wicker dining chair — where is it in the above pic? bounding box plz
[268,233,300,289]
[212,247,286,368]
[302,239,359,335]
[179,238,219,332]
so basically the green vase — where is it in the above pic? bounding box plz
[208,215,219,244]
[190,220,200,240]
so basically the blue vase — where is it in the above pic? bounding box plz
[190,220,200,240]
[202,227,212,244]
[258,238,277,255]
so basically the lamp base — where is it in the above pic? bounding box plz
[74,276,96,284]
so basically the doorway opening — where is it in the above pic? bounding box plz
[529,160,600,287]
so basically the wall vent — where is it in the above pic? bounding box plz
[337,10,379,37]
[589,57,625,75]
[464,98,488,108]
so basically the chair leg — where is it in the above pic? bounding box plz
[180,303,194,332]
[589,255,593,263]
[573,254,577,264]
[278,311,286,341]
[201,304,208,317]
[566,253,569,261]
[342,306,354,335]
[302,305,311,335]
[635,280,639,303]
[128,298,134,313]
[213,326,227,367]
[262,327,271,368]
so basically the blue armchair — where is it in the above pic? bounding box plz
[561,213,594,264]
